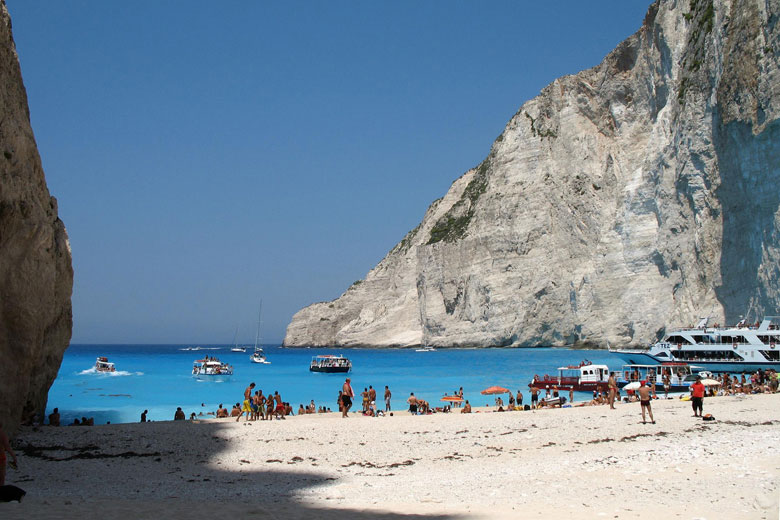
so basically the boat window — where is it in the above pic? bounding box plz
[656,351,668,358]
[666,335,690,344]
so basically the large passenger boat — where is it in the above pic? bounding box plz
[309,354,351,373]
[611,316,780,372]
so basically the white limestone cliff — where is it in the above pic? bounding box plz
[284,0,780,348]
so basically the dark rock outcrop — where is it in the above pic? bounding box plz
[0,1,73,434]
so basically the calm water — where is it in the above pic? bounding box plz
[46,344,622,424]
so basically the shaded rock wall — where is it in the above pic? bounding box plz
[284,0,780,348]
[0,0,73,434]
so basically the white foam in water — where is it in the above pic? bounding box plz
[78,368,138,377]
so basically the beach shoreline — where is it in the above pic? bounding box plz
[2,393,779,519]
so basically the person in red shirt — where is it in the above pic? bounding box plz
[690,376,705,417]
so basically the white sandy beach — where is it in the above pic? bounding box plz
[1,393,779,520]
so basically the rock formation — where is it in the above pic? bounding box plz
[284,0,780,349]
[0,0,73,433]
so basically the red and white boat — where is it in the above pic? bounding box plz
[529,361,611,392]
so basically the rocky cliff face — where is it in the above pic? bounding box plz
[0,1,73,433]
[284,0,780,349]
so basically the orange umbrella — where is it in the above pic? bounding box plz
[480,386,510,395]
[441,395,464,402]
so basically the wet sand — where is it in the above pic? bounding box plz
[2,393,779,519]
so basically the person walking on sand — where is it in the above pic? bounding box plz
[236,382,255,422]
[690,376,705,417]
[342,378,354,418]
[0,422,19,485]
[637,381,655,424]
[607,372,618,409]
[384,386,392,412]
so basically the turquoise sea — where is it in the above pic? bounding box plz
[46,344,621,425]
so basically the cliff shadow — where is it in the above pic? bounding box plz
[713,116,780,322]
[5,420,463,520]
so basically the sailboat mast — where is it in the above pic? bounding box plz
[254,300,263,350]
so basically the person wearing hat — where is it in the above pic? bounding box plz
[690,376,705,417]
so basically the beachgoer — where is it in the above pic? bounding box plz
[236,382,256,422]
[230,403,241,417]
[49,408,60,426]
[299,404,306,415]
[0,422,19,486]
[637,381,655,424]
[342,378,354,418]
[407,393,418,414]
[530,386,539,409]
[140,409,147,422]
[174,407,185,420]
[569,387,574,405]
[274,391,285,419]
[690,376,705,417]
[361,388,369,413]
[368,385,377,412]
[608,372,618,409]
[216,404,228,418]
[461,400,472,413]
[384,386,392,411]
[663,374,671,398]
[516,390,523,407]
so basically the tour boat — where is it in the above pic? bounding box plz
[529,361,610,392]
[230,347,247,353]
[94,357,116,373]
[616,363,704,392]
[610,316,780,372]
[309,354,352,373]
[192,358,233,378]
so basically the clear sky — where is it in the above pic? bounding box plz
[8,1,651,344]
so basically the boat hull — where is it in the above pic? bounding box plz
[309,366,350,373]
[611,351,776,373]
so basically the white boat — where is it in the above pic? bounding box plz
[310,354,352,373]
[192,357,233,378]
[94,357,116,372]
[249,300,271,364]
[231,347,247,353]
[616,363,704,392]
[415,346,436,352]
[611,316,780,372]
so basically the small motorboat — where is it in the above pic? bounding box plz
[250,347,270,364]
[94,357,116,373]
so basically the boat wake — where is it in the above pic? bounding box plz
[78,368,142,377]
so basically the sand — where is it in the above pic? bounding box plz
[1,393,779,519]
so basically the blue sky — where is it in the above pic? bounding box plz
[8,1,651,344]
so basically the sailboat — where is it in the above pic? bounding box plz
[230,326,247,352]
[250,300,270,364]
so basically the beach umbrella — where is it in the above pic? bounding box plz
[441,395,464,402]
[622,382,641,390]
[480,386,510,395]
[700,378,722,386]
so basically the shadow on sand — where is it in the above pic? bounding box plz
[3,420,463,520]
